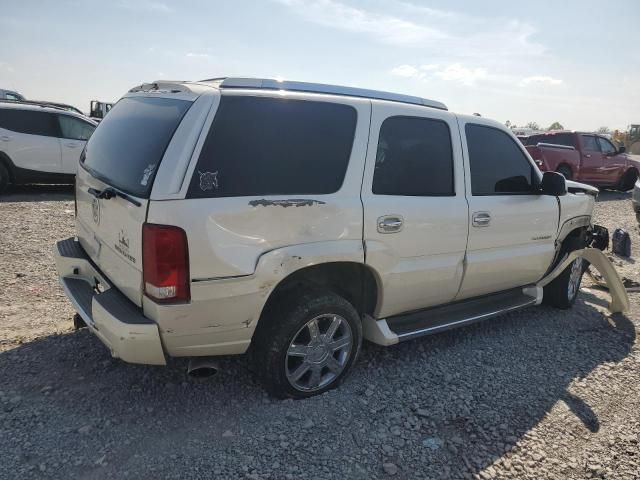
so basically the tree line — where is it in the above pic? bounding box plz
[505,120,611,134]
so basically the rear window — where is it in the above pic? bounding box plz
[0,109,59,137]
[82,96,192,198]
[187,96,357,198]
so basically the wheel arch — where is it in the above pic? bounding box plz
[259,261,381,322]
[0,151,16,183]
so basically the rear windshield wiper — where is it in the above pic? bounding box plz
[87,187,142,207]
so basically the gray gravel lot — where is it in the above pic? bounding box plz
[1,186,639,479]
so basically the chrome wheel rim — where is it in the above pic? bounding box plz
[568,258,583,300]
[285,314,353,392]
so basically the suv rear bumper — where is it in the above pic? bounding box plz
[54,237,166,365]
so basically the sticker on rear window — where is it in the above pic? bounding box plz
[140,164,156,186]
[198,170,219,191]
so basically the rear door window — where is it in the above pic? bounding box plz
[82,96,192,198]
[58,115,95,141]
[187,96,357,198]
[466,124,536,195]
[372,116,454,196]
[0,109,59,137]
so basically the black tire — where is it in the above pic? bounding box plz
[0,162,9,195]
[250,288,362,399]
[73,313,87,330]
[617,169,637,192]
[556,165,572,181]
[543,236,586,309]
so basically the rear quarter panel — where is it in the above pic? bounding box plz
[144,91,372,355]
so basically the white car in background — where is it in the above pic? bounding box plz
[0,101,97,194]
[0,89,25,101]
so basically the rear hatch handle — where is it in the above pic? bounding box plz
[87,186,142,207]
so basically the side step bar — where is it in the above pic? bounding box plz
[363,287,538,346]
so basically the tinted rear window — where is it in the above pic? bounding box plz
[187,96,357,198]
[373,116,454,196]
[82,96,192,197]
[0,109,59,136]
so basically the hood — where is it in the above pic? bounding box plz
[565,179,599,197]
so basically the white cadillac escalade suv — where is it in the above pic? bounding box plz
[54,78,628,398]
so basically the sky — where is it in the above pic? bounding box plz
[1,0,638,131]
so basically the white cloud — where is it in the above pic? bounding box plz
[434,64,488,86]
[0,61,15,73]
[390,64,421,78]
[391,63,488,86]
[276,0,545,67]
[186,52,213,59]
[275,0,446,45]
[117,0,172,13]
[391,62,564,90]
[519,76,563,87]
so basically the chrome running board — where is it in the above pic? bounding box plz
[363,287,537,346]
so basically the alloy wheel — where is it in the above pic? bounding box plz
[285,314,353,392]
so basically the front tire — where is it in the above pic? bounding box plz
[543,257,585,309]
[251,289,362,399]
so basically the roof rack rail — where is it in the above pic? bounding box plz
[200,77,447,111]
[0,98,69,111]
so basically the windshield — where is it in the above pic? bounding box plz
[82,96,192,198]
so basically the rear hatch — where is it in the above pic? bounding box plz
[75,94,194,306]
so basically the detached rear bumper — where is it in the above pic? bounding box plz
[54,237,166,365]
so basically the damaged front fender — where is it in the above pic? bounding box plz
[537,248,630,313]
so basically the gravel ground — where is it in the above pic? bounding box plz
[1,186,639,480]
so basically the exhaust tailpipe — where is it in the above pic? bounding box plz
[187,357,219,379]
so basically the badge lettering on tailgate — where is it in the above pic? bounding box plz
[115,229,136,264]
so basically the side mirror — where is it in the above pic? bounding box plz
[541,171,567,196]
[618,145,626,154]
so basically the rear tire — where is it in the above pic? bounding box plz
[556,165,572,181]
[0,163,9,195]
[617,169,637,192]
[250,288,362,399]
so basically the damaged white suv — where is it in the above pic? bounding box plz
[54,78,628,398]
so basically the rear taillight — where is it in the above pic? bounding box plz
[142,223,190,303]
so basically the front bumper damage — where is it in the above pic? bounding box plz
[537,247,630,313]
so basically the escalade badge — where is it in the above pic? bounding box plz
[115,229,136,264]
[92,198,100,224]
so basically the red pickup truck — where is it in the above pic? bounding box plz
[522,131,640,190]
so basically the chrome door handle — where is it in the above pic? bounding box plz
[0,136,10,142]
[377,215,404,233]
[584,154,592,158]
[472,211,491,227]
